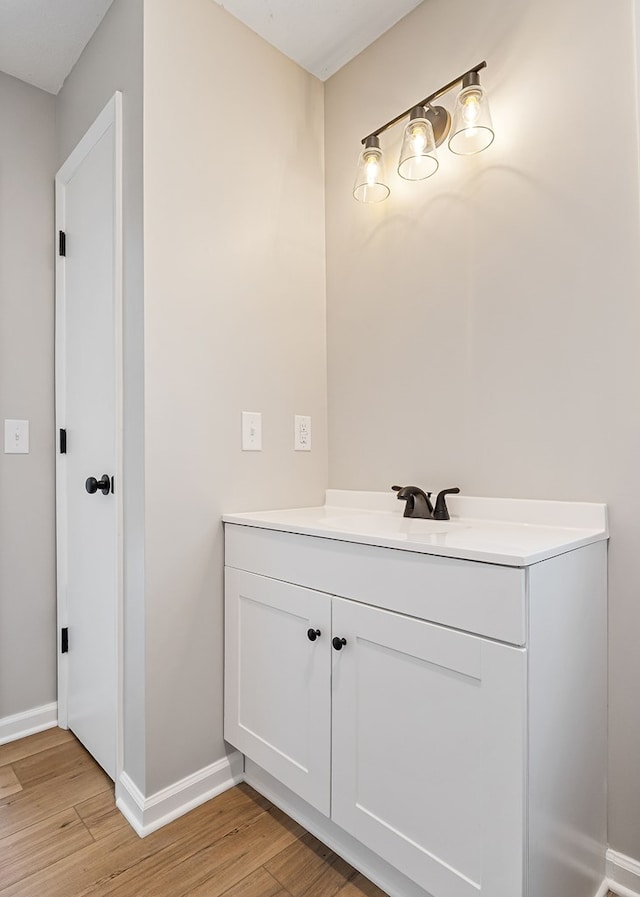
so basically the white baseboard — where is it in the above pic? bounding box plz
[116,749,244,837]
[607,849,640,897]
[0,702,58,745]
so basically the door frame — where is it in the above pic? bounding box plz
[55,91,124,782]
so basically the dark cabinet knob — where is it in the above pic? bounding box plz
[332,637,347,651]
[307,628,321,641]
[85,474,112,496]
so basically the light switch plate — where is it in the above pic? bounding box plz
[294,415,311,451]
[4,419,29,454]
[242,411,262,451]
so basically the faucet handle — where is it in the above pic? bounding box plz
[432,487,460,521]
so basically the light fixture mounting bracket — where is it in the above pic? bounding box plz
[425,106,451,148]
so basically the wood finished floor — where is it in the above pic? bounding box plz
[0,729,615,897]
[0,728,388,897]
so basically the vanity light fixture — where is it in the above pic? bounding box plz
[353,61,494,202]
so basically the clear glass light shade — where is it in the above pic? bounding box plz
[353,138,390,203]
[397,113,438,180]
[448,85,495,155]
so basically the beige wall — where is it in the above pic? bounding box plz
[56,0,146,788]
[143,0,327,792]
[325,0,640,857]
[0,72,56,719]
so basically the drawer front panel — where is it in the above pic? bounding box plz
[225,525,526,645]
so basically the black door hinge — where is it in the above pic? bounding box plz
[59,428,67,454]
[61,627,69,654]
[59,230,66,257]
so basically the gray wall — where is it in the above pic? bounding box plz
[142,0,327,793]
[0,72,56,719]
[55,0,146,788]
[325,0,640,858]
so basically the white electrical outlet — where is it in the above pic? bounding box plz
[294,415,311,451]
[241,411,262,451]
[4,420,29,454]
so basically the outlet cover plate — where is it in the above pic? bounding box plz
[294,415,311,451]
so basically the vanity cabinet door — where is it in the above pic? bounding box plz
[331,597,526,897]
[224,568,332,815]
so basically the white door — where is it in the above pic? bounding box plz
[55,94,122,781]
[224,567,332,815]
[331,597,527,897]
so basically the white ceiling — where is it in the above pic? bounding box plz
[0,0,423,96]
[0,0,114,94]
[210,0,424,81]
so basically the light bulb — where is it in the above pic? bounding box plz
[364,153,380,185]
[461,90,482,126]
[410,123,428,154]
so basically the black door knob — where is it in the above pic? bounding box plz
[85,474,112,496]
[307,629,321,641]
[332,637,347,651]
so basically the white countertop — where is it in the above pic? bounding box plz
[223,491,608,567]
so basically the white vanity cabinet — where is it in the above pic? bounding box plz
[225,564,526,897]
[223,498,607,897]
